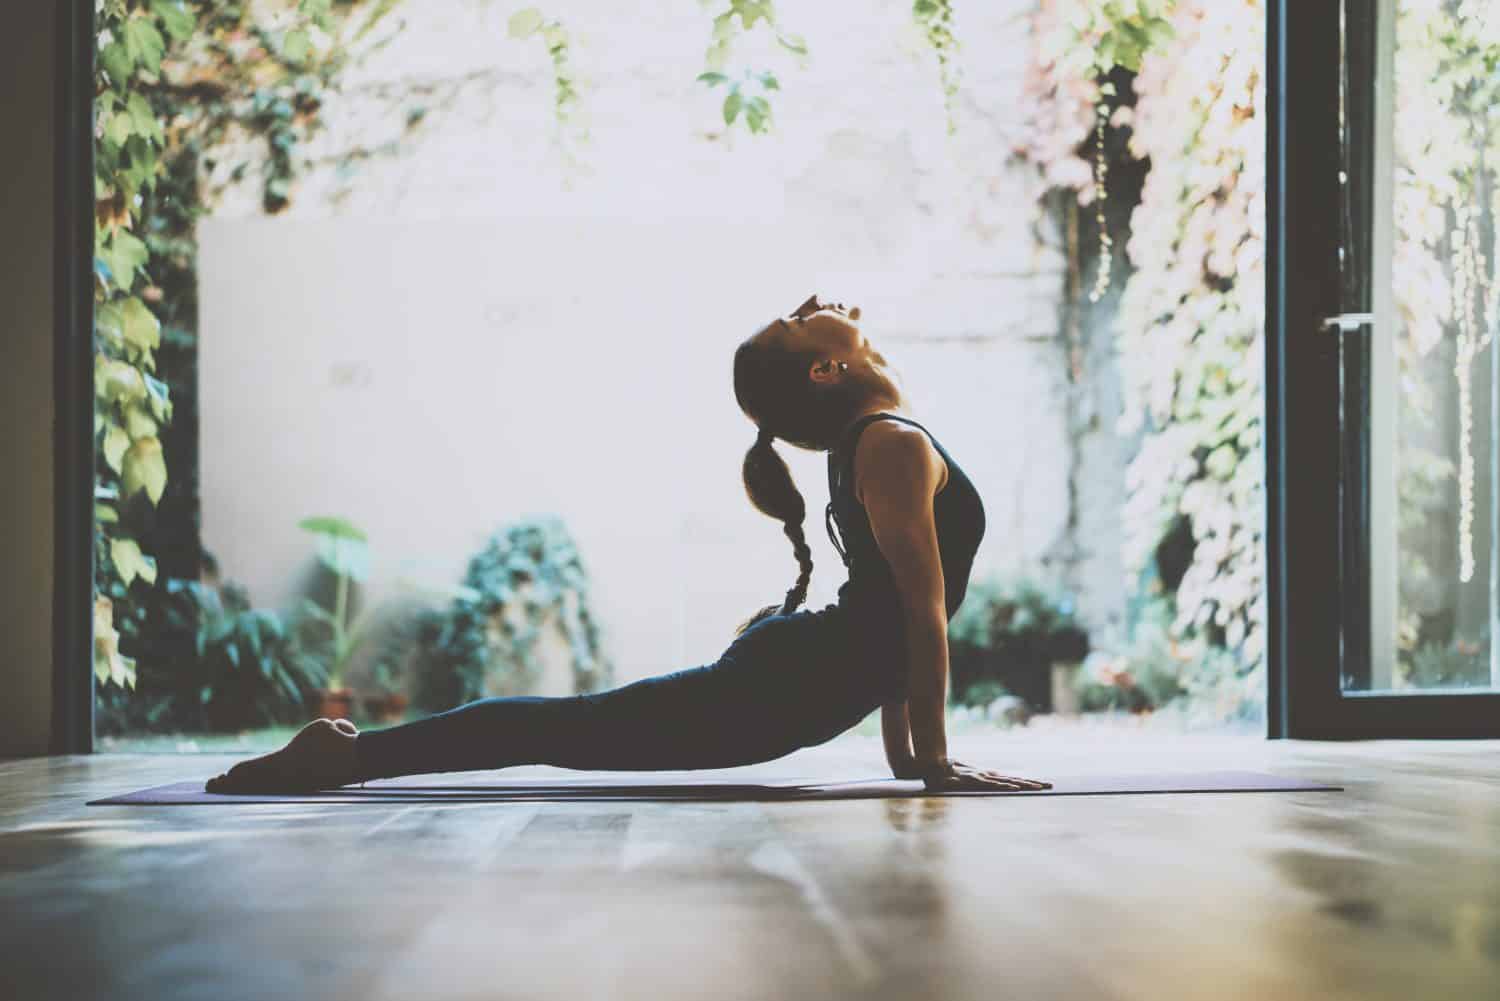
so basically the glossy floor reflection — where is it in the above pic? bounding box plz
[2,733,1497,1000]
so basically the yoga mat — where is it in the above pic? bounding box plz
[88,770,1340,805]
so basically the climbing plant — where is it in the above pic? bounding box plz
[695,0,808,135]
[912,0,963,136]
[1384,0,1499,682]
[1017,0,1263,720]
[92,0,404,698]
[1016,0,1500,712]
[507,7,589,157]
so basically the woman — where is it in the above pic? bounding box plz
[205,295,1051,794]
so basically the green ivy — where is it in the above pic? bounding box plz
[508,7,589,157]
[696,0,807,136]
[912,0,962,136]
[92,0,403,701]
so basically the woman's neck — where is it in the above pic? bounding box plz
[837,398,911,442]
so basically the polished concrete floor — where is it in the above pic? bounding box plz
[2,732,1498,1001]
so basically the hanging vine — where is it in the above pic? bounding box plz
[1023,2,1176,302]
[1433,6,1500,585]
[696,0,808,135]
[912,0,963,136]
[1017,0,1265,721]
[507,8,589,158]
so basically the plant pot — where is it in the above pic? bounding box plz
[362,692,409,724]
[1050,661,1083,717]
[312,688,355,720]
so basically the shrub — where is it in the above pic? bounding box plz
[947,574,1090,710]
[96,577,326,735]
[410,516,612,711]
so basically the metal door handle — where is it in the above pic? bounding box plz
[1322,312,1374,332]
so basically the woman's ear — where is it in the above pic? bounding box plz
[808,358,842,385]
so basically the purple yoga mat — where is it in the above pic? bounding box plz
[88,770,1340,805]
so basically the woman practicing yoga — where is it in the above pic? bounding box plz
[206,294,1051,794]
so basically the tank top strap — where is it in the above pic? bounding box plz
[825,412,924,569]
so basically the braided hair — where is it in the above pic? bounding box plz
[730,319,859,638]
[734,426,814,636]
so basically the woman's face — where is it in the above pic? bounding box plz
[768,295,888,370]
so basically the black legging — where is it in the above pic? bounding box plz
[351,603,904,782]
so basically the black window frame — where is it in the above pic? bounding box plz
[54,0,96,755]
[1267,0,1500,738]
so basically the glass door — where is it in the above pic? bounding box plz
[1333,0,1500,727]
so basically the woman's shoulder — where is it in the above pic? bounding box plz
[851,417,947,502]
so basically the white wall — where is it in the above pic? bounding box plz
[196,0,1104,687]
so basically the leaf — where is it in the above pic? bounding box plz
[126,92,163,145]
[110,537,158,588]
[1145,17,1175,48]
[746,96,771,133]
[696,71,729,86]
[120,296,161,352]
[723,90,743,125]
[95,503,119,524]
[105,111,133,146]
[283,28,311,64]
[775,32,807,56]
[300,0,334,30]
[103,423,130,472]
[299,515,367,541]
[704,41,729,72]
[143,373,172,421]
[150,0,195,42]
[121,436,167,504]
[739,2,769,29]
[95,302,125,348]
[122,18,166,76]
[100,41,133,84]
[103,229,148,291]
[99,358,146,404]
[508,8,544,39]
[124,402,157,440]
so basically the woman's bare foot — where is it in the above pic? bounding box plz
[204,718,361,794]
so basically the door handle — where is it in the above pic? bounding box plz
[1321,312,1374,332]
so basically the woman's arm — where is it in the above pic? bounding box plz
[857,423,1052,793]
[856,424,952,770]
[881,700,921,779]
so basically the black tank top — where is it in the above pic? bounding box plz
[825,413,986,622]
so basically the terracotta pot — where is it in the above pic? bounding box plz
[1050,661,1083,717]
[312,688,355,720]
[362,692,409,724]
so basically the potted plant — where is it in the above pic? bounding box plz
[361,648,410,724]
[296,515,373,719]
[410,516,613,712]
[947,575,1091,714]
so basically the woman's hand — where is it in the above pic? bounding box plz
[916,757,1052,792]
